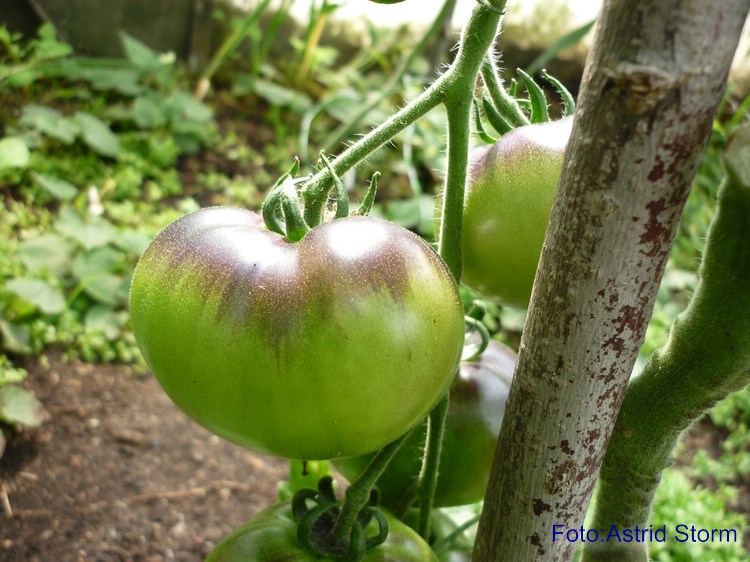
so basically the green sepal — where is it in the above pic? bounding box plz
[517,68,550,123]
[482,96,513,136]
[473,100,498,144]
[542,70,576,117]
[320,152,350,219]
[355,172,379,216]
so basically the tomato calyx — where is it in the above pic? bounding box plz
[292,476,388,561]
[262,154,381,242]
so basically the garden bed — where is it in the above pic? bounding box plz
[0,352,286,561]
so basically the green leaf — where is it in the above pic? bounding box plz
[119,31,162,71]
[20,105,78,144]
[74,111,121,158]
[0,136,30,169]
[113,229,151,256]
[168,91,214,123]
[384,195,435,237]
[244,78,312,112]
[34,23,73,60]
[56,208,117,249]
[83,68,143,96]
[0,385,49,428]
[0,321,32,354]
[31,172,78,201]
[6,68,37,87]
[4,278,66,314]
[85,305,128,340]
[83,274,129,306]
[133,95,167,128]
[18,234,74,276]
[72,246,122,280]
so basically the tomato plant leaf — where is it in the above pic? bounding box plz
[72,246,122,280]
[119,31,162,72]
[83,274,129,306]
[85,305,128,340]
[112,229,152,257]
[133,95,168,129]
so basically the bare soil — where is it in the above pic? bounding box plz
[0,352,287,562]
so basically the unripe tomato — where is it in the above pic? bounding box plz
[130,208,465,460]
[205,501,438,561]
[333,340,515,508]
[462,117,573,308]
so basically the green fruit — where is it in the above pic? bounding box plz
[462,117,573,308]
[130,207,464,460]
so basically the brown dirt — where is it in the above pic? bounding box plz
[0,352,288,562]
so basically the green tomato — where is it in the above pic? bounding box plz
[462,117,573,308]
[129,207,464,460]
[205,501,438,561]
[333,340,515,508]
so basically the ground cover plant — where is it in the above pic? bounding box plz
[1,0,750,560]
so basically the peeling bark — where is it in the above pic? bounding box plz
[472,1,750,561]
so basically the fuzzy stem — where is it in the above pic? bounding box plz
[300,0,507,227]
[582,126,750,562]
[322,0,458,153]
[332,431,411,547]
[416,393,449,539]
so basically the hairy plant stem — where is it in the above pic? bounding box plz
[481,53,529,128]
[300,0,507,228]
[416,393,449,538]
[331,430,412,547]
[582,126,750,562]
[322,0,458,153]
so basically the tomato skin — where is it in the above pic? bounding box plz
[333,340,515,508]
[462,117,573,308]
[205,501,438,561]
[129,208,464,461]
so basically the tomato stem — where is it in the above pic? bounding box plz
[481,53,530,129]
[332,429,413,551]
[416,392,449,539]
[300,0,508,227]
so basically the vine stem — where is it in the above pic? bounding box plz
[322,0,459,154]
[300,0,508,228]
[416,393,449,538]
[331,430,412,545]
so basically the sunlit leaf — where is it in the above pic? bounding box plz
[4,278,66,315]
